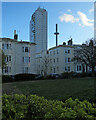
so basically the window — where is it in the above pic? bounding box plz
[65,50,70,54]
[79,66,81,71]
[50,67,52,71]
[23,57,30,63]
[25,47,29,52]
[2,43,11,49]
[5,67,8,73]
[24,67,29,73]
[77,65,81,71]
[2,43,4,49]
[9,56,11,61]
[6,56,11,62]
[54,68,55,73]
[68,58,71,62]
[57,66,59,71]
[68,66,70,71]
[53,59,55,63]
[65,58,71,63]
[23,47,30,52]
[22,47,24,52]
[65,50,67,53]
[9,44,11,48]
[6,56,8,62]
[68,50,70,53]
[3,67,11,73]
[65,67,67,71]
[65,66,70,72]
[7,44,9,49]
[50,59,52,63]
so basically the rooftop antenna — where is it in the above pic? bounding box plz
[54,24,59,46]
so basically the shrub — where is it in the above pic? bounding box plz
[14,73,35,82]
[2,75,13,83]
[2,94,96,120]
[61,72,75,79]
[2,74,35,83]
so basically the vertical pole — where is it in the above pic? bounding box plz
[54,24,59,47]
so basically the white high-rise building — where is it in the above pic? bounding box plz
[30,7,48,53]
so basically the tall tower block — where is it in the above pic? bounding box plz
[30,7,48,53]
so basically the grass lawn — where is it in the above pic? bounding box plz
[2,77,96,101]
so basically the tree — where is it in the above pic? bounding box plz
[72,38,96,75]
[0,49,6,71]
[41,53,50,76]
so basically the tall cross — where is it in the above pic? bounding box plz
[54,24,59,46]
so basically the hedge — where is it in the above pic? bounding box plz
[2,94,96,120]
[2,74,35,83]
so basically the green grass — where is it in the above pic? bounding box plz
[12,77,95,101]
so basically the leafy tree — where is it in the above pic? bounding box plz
[72,38,96,75]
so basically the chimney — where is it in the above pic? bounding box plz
[14,30,18,40]
[68,38,73,46]
[63,42,66,45]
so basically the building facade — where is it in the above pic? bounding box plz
[35,40,90,76]
[0,38,36,75]
[30,7,48,53]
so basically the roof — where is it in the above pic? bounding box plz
[49,44,74,50]
[0,38,17,42]
[0,38,36,45]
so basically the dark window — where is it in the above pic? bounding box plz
[68,66,70,71]
[54,68,55,73]
[68,50,70,53]
[29,57,30,62]
[6,56,8,62]
[7,44,9,49]
[25,47,29,52]
[9,56,11,61]
[79,66,81,71]
[23,57,24,62]
[2,43,4,49]
[77,66,78,71]
[54,59,55,63]
[22,47,24,52]
[68,58,70,62]
[5,67,8,73]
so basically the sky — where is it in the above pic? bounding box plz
[2,2,94,48]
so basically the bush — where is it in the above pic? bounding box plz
[2,74,35,83]
[14,73,35,82]
[61,72,75,79]
[2,94,96,120]
[2,75,13,83]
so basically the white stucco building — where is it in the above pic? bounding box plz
[0,37,36,75]
[30,7,48,53]
[35,40,85,76]
[35,38,91,76]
